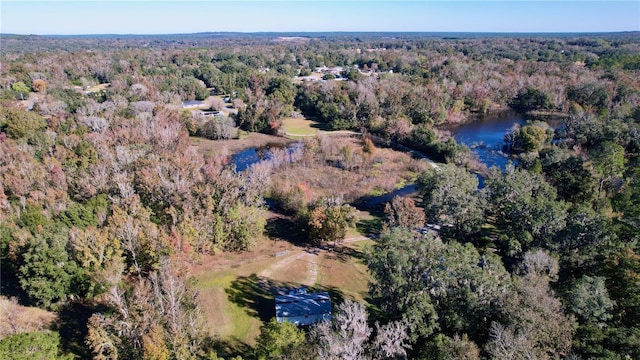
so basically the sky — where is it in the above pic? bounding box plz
[1,1,639,35]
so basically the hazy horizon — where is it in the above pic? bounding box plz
[2,1,639,36]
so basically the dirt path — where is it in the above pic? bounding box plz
[258,250,319,286]
[256,236,372,286]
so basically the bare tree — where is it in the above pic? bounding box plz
[312,300,371,360]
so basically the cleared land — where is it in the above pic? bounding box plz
[190,133,293,157]
[281,116,329,136]
[188,130,424,348]
[191,236,371,345]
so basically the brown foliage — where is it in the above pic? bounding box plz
[31,79,47,92]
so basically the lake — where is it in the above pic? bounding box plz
[451,113,526,170]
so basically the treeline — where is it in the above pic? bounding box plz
[0,32,639,359]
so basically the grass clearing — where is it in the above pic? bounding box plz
[282,117,329,136]
[190,133,293,157]
[192,237,372,346]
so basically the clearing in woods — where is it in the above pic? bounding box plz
[191,235,372,345]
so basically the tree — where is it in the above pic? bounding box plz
[31,79,47,93]
[311,300,371,360]
[434,334,480,360]
[591,141,625,205]
[484,167,568,255]
[86,259,205,360]
[310,299,410,360]
[383,196,425,232]
[0,331,73,360]
[367,229,438,342]
[1,106,47,140]
[510,86,553,112]
[367,228,510,346]
[540,151,596,204]
[566,276,615,326]
[605,248,640,328]
[11,81,30,100]
[19,232,85,309]
[487,250,574,360]
[371,321,411,360]
[417,164,486,238]
[510,123,549,153]
[107,197,169,277]
[254,319,307,360]
[307,198,357,245]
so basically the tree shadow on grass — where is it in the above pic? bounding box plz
[309,121,332,131]
[225,274,346,324]
[324,244,369,264]
[206,336,254,360]
[355,216,383,238]
[52,301,110,359]
[264,215,308,245]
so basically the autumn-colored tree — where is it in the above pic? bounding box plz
[307,198,357,245]
[384,196,425,232]
[31,79,47,93]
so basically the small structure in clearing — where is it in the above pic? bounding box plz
[275,287,331,326]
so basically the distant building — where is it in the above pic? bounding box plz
[182,100,205,108]
[275,288,331,326]
[201,110,224,119]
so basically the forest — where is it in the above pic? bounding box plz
[0,32,639,359]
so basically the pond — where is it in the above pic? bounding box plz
[450,112,526,170]
[230,142,303,172]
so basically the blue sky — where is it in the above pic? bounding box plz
[2,1,639,34]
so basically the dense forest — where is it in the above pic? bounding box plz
[0,32,639,359]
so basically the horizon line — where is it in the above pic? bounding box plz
[3,30,639,37]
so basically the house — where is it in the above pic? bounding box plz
[201,110,224,119]
[275,288,331,326]
[182,100,205,108]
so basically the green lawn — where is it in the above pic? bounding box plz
[193,240,372,345]
[282,117,330,136]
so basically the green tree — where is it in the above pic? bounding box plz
[567,276,615,326]
[367,228,509,346]
[417,164,486,238]
[605,248,640,328]
[1,106,47,140]
[484,167,568,255]
[591,141,625,205]
[254,319,307,360]
[19,232,85,309]
[11,81,30,100]
[367,229,439,342]
[0,331,73,360]
[510,86,553,112]
[266,77,295,116]
[512,124,549,153]
[541,151,596,204]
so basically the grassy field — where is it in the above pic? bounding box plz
[189,133,293,157]
[281,117,330,136]
[192,235,372,347]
